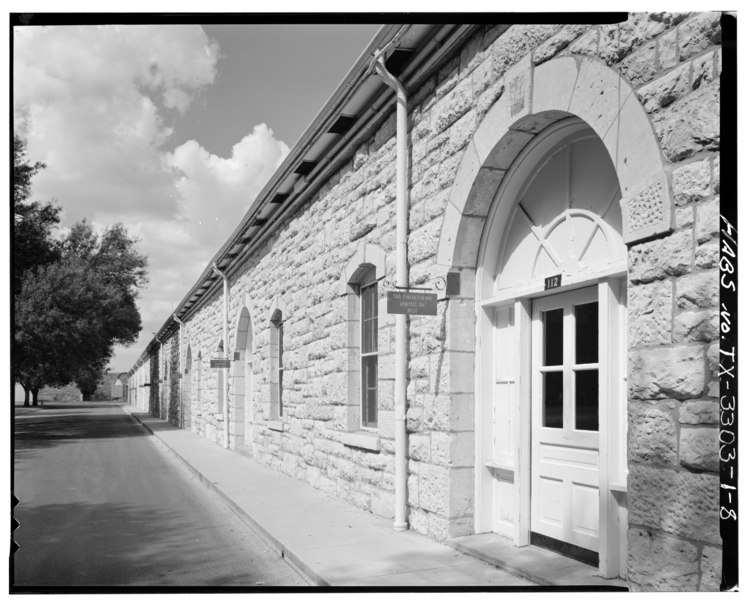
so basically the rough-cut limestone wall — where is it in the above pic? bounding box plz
[149,349,159,418]
[184,293,227,447]
[170,14,721,588]
[167,331,181,425]
[620,12,722,593]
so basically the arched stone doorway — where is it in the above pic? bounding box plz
[233,304,254,452]
[436,56,674,579]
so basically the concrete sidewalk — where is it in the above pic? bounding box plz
[121,406,623,588]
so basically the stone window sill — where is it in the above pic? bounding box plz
[267,420,284,432]
[340,430,380,452]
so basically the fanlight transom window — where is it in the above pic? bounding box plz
[497,133,625,291]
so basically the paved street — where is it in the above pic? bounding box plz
[13,402,307,588]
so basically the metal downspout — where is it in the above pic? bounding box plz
[173,314,186,429]
[212,263,230,449]
[373,53,409,532]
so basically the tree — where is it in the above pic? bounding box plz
[14,231,147,404]
[13,136,60,293]
[13,136,149,405]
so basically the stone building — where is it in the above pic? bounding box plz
[127,15,724,591]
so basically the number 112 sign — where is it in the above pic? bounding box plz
[544,274,562,290]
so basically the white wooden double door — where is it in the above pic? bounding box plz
[530,286,601,558]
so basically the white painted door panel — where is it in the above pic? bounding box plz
[531,286,600,553]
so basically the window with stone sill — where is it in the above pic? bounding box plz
[360,277,378,429]
[345,265,379,434]
[269,308,284,420]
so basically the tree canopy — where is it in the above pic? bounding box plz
[13,136,61,292]
[13,136,148,404]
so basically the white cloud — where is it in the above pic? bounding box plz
[14,25,290,372]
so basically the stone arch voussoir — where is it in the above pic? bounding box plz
[437,55,674,273]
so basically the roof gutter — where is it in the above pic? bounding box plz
[135,23,482,366]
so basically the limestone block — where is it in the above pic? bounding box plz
[563,27,598,57]
[680,426,719,471]
[676,270,719,309]
[621,172,675,244]
[459,30,486,78]
[599,13,674,65]
[673,309,719,343]
[695,198,720,242]
[672,159,711,205]
[476,78,504,120]
[448,352,476,395]
[407,473,419,506]
[695,241,718,268]
[628,280,673,346]
[658,29,678,70]
[712,155,720,193]
[431,431,475,467]
[408,218,441,265]
[438,151,465,191]
[675,206,694,228]
[653,79,720,162]
[447,393,476,432]
[471,54,494,96]
[370,490,395,520]
[679,399,718,424]
[418,463,450,515]
[436,55,460,99]
[628,465,719,544]
[446,110,477,157]
[692,51,717,90]
[699,545,723,591]
[490,24,560,81]
[427,512,450,542]
[449,516,476,539]
[628,401,678,465]
[627,528,700,591]
[706,342,719,374]
[629,345,705,400]
[639,62,691,114]
[617,41,658,86]
[533,25,589,65]
[409,433,431,462]
[408,508,428,536]
[678,12,722,62]
[432,77,472,136]
[628,229,693,283]
[449,467,475,518]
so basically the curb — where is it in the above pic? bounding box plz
[123,407,327,587]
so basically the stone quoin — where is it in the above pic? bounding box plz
[127,16,724,591]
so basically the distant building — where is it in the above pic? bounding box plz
[127,17,724,591]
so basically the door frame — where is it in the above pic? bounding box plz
[510,277,626,577]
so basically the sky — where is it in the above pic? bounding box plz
[13,20,382,373]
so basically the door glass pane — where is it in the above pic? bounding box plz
[543,308,563,366]
[575,369,599,430]
[575,302,598,364]
[543,371,563,428]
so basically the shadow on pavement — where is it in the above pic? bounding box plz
[12,500,294,588]
[14,408,150,454]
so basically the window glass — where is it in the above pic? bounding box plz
[361,280,378,428]
[543,371,563,428]
[543,308,563,366]
[575,369,599,430]
[575,302,598,364]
